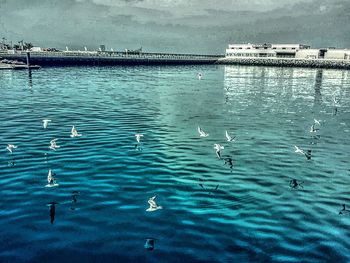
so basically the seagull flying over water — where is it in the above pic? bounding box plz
[146,196,162,212]
[135,134,143,143]
[214,144,224,159]
[49,139,60,151]
[47,169,55,184]
[43,119,51,129]
[6,144,17,154]
[198,126,209,137]
[314,119,321,126]
[70,126,82,137]
[294,145,305,155]
[309,124,319,133]
[225,130,235,142]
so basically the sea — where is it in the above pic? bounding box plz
[0,65,350,262]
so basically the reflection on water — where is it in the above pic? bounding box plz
[0,65,350,262]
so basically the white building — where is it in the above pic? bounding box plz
[324,49,350,60]
[226,43,310,58]
[295,49,320,59]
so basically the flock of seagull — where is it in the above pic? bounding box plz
[3,73,347,251]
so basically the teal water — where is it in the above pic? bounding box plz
[0,65,350,262]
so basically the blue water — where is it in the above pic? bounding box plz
[0,65,350,262]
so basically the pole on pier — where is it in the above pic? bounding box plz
[26,52,30,66]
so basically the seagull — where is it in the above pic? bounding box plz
[42,119,51,129]
[49,139,60,151]
[289,179,303,189]
[146,196,162,212]
[198,72,202,80]
[214,144,224,159]
[314,119,321,125]
[309,124,319,133]
[6,144,17,154]
[135,134,143,143]
[198,126,209,137]
[225,130,235,142]
[144,238,155,250]
[47,169,55,184]
[294,146,305,155]
[70,126,82,137]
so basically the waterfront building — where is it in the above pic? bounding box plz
[226,43,310,58]
[226,43,350,60]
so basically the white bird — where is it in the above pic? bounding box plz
[310,124,319,133]
[70,126,82,137]
[49,139,60,151]
[146,196,162,212]
[47,169,54,184]
[314,119,321,125]
[6,144,17,154]
[225,130,235,142]
[42,119,51,129]
[198,126,209,137]
[294,145,305,155]
[135,134,143,143]
[214,144,224,159]
[198,72,202,80]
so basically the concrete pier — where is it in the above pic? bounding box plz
[0,50,223,66]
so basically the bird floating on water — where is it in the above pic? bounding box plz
[70,126,82,137]
[6,144,17,154]
[198,126,209,137]
[43,119,51,129]
[198,72,202,80]
[49,139,60,151]
[135,134,143,143]
[214,144,224,159]
[146,196,162,212]
[225,130,235,142]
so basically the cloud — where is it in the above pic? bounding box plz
[0,0,349,53]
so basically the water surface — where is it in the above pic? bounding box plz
[0,65,350,262]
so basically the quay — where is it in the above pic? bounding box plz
[0,50,223,66]
[217,57,350,69]
[219,43,350,69]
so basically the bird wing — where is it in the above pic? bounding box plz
[225,131,230,140]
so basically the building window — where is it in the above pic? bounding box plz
[282,47,286,50]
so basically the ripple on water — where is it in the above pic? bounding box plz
[0,66,350,262]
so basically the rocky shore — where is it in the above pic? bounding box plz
[217,57,350,69]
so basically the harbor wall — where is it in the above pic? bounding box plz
[0,51,222,66]
[218,57,350,69]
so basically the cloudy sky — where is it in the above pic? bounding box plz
[0,0,349,54]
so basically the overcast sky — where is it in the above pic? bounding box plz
[0,0,349,54]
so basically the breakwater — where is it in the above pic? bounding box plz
[0,50,223,66]
[218,57,350,69]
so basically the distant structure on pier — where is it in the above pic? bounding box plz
[226,43,350,60]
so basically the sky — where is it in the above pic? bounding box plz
[0,0,349,54]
